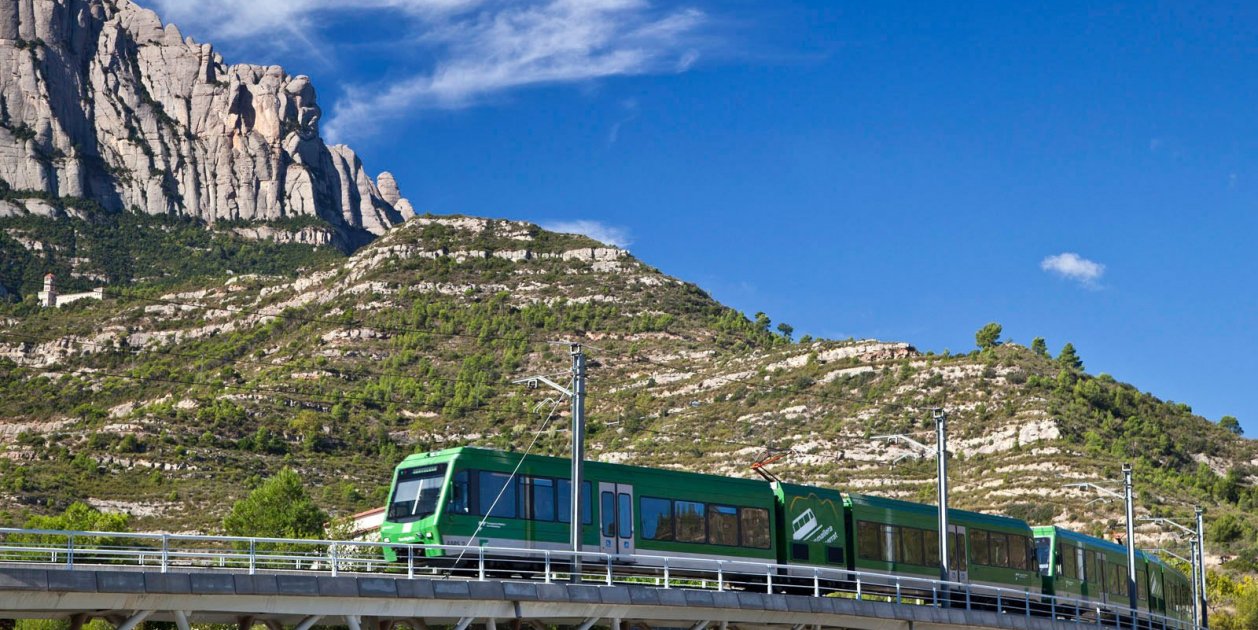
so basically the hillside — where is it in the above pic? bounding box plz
[0,214,1255,584]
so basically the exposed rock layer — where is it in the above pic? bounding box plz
[0,0,410,249]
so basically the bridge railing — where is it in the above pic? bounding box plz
[0,528,1197,630]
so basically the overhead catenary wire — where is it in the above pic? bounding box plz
[448,392,566,571]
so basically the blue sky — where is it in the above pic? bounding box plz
[147,1,1258,436]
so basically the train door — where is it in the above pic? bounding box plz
[598,482,635,555]
[948,525,968,583]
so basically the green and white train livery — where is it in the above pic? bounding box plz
[381,445,1192,624]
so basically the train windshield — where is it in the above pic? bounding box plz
[1035,537,1051,575]
[389,464,448,522]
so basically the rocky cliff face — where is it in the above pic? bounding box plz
[0,0,411,249]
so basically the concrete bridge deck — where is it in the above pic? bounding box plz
[0,567,1114,630]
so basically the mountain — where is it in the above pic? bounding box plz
[0,216,1255,585]
[0,0,410,250]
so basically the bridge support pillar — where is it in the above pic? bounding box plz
[453,618,475,630]
[264,619,283,630]
[346,616,362,630]
[237,616,255,630]
[116,611,152,630]
[174,611,191,630]
[688,621,709,630]
[575,618,599,630]
[69,613,87,630]
[295,616,323,630]
[486,618,497,630]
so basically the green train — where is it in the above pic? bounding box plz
[1035,526,1195,621]
[381,446,1192,624]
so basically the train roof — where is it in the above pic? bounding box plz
[847,492,1032,531]
[400,445,774,489]
[1033,525,1137,557]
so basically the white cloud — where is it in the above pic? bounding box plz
[1041,252,1105,287]
[541,220,631,248]
[324,1,705,140]
[147,0,708,143]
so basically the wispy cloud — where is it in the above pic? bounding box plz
[147,0,708,143]
[1041,252,1105,287]
[541,220,631,248]
[324,1,705,141]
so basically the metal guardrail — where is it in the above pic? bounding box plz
[0,528,1198,630]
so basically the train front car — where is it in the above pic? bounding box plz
[381,448,464,562]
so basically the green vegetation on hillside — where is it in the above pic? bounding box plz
[0,185,342,297]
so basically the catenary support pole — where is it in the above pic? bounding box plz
[1190,538,1201,627]
[1123,463,1138,615]
[1197,506,1208,628]
[935,408,950,586]
[571,343,587,580]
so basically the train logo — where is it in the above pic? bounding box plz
[792,509,819,541]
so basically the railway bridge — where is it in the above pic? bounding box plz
[0,529,1195,630]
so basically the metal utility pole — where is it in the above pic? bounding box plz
[569,344,587,576]
[1122,464,1138,615]
[1196,506,1208,628]
[512,342,587,579]
[934,408,950,584]
[1190,538,1201,627]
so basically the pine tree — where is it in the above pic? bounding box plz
[975,322,1002,350]
[1031,337,1048,357]
[1057,343,1083,370]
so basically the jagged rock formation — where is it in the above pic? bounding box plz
[0,0,411,249]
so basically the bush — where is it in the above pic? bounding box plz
[222,469,327,541]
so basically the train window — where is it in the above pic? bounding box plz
[923,529,940,567]
[528,477,556,521]
[640,497,673,541]
[675,501,706,543]
[1138,568,1148,601]
[709,505,738,546]
[476,471,518,518]
[857,521,880,561]
[447,470,470,515]
[951,532,967,570]
[556,480,593,525]
[827,546,845,564]
[740,508,771,549]
[618,493,632,538]
[881,525,899,563]
[1088,553,1101,588]
[972,530,990,566]
[1009,535,1027,570]
[1035,537,1051,574]
[792,543,809,561]
[991,533,1009,567]
[390,464,448,522]
[1062,544,1077,579]
[601,491,617,537]
[901,528,924,566]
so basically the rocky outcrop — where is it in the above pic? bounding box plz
[0,0,412,249]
